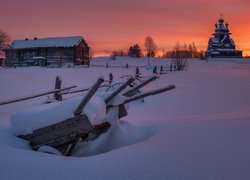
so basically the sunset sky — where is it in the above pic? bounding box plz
[0,0,250,56]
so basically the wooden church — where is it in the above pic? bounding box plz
[206,16,242,58]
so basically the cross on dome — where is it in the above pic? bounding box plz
[219,14,224,25]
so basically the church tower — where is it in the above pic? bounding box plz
[206,15,242,58]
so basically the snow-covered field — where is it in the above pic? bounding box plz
[0,57,250,180]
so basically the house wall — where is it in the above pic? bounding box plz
[0,59,5,67]
[46,48,60,65]
[74,40,89,65]
[5,50,18,66]
[47,48,75,66]
[5,47,77,67]
[19,49,37,64]
[206,50,243,58]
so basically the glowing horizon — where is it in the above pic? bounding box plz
[1,0,249,57]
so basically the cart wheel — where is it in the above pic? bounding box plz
[37,146,62,156]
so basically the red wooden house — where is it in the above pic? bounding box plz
[3,36,90,67]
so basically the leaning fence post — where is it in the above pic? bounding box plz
[109,73,113,85]
[54,76,62,101]
[160,66,163,74]
[105,77,134,104]
[153,66,157,74]
[135,67,140,78]
[123,76,157,97]
[74,76,104,116]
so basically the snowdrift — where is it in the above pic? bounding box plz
[1,58,250,180]
[11,95,106,136]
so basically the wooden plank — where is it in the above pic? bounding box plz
[0,85,76,105]
[74,76,104,116]
[104,77,134,104]
[124,85,176,104]
[123,76,157,97]
[30,114,93,149]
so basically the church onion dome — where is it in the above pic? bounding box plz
[225,22,229,28]
[219,17,224,25]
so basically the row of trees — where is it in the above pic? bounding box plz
[111,36,204,59]
[111,36,158,59]
[164,42,204,59]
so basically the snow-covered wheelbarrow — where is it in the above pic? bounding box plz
[13,76,175,156]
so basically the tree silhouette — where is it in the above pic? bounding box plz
[171,42,188,71]
[0,29,10,50]
[144,36,157,65]
[128,44,142,58]
[144,36,157,58]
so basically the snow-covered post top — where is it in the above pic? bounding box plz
[104,77,134,105]
[123,76,157,97]
[74,76,104,116]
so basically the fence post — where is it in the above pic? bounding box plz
[135,67,140,78]
[54,76,62,101]
[109,73,113,85]
[153,66,157,74]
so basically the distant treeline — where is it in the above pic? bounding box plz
[164,42,205,59]
[109,36,205,59]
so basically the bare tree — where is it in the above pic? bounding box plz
[171,42,188,71]
[89,47,94,60]
[160,48,166,58]
[144,36,157,65]
[0,29,10,50]
[188,44,193,58]
[187,42,198,58]
[192,42,198,58]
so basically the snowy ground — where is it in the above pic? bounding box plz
[0,57,250,180]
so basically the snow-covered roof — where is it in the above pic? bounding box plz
[219,25,227,30]
[211,51,220,54]
[210,38,219,44]
[33,56,46,60]
[208,49,241,52]
[0,55,6,59]
[230,39,235,45]
[8,36,83,49]
[220,35,228,43]
[216,49,241,52]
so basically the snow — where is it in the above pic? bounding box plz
[33,56,46,60]
[207,57,250,63]
[1,57,250,179]
[7,36,82,49]
[211,51,220,54]
[10,95,107,135]
[216,48,241,52]
[210,37,219,44]
[0,55,6,59]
